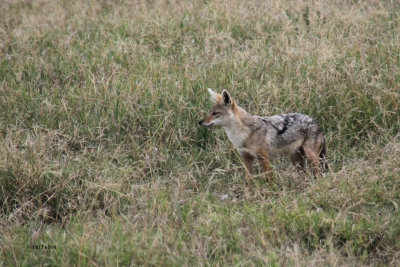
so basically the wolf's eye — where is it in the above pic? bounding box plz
[212,112,220,116]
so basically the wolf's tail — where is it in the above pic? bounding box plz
[319,142,328,172]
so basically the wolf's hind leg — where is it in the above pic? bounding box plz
[303,146,321,177]
[290,147,306,173]
[318,142,328,173]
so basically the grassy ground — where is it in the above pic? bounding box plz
[1,0,400,265]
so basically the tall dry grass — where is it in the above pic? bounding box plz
[1,0,399,265]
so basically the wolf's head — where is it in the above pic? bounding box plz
[198,88,237,127]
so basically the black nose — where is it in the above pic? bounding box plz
[198,120,202,125]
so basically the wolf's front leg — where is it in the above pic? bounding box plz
[257,150,273,182]
[241,153,254,183]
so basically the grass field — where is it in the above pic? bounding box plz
[1,0,400,265]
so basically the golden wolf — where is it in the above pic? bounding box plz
[199,89,326,182]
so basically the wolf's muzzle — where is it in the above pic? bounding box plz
[198,120,213,127]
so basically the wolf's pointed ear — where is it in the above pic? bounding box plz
[208,88,219,103]
[221,90,232,105]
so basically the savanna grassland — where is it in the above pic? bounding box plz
[1,0,400,265]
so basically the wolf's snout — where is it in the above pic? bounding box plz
[198,120,203,125]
